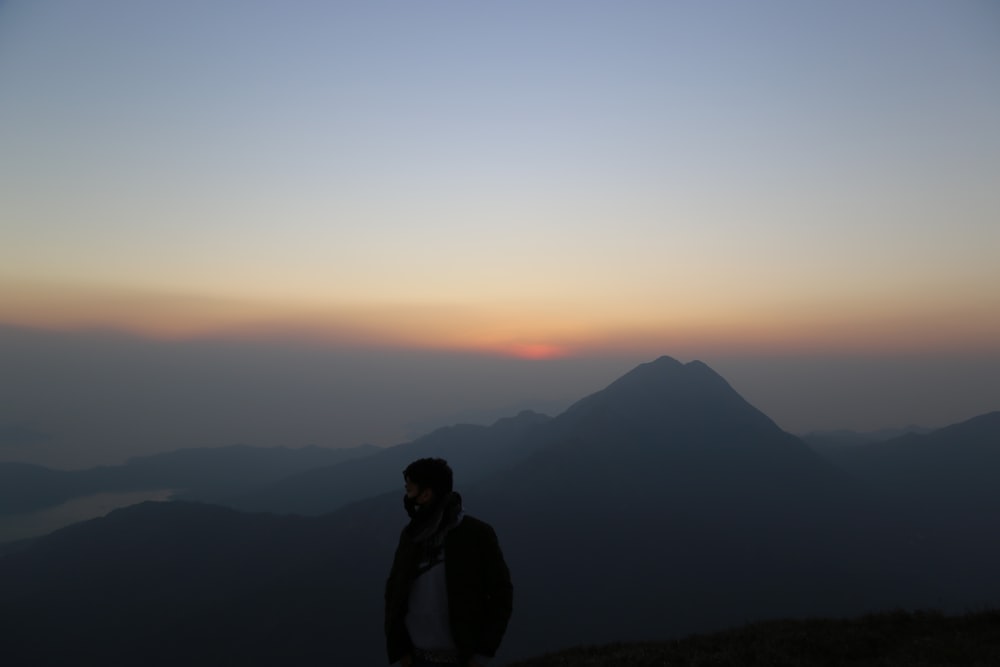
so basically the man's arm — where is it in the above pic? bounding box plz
[477,524,513,658]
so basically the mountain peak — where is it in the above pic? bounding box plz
[601,356,729,397]
[558,355,781,441]
[649,354,683,367]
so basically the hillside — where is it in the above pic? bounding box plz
[508,609,1000,667]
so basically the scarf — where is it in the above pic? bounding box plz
[405,491,464,571]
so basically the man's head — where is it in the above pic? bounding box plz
[403,458,453,511]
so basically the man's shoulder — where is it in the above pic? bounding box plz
[458,514,492,530]
[451,514,496,540]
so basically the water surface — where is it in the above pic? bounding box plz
[0,489,176,543]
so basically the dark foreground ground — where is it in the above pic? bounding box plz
[507,610,1000,667]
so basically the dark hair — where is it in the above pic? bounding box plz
[403,458,453,496]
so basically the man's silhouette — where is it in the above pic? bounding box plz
[385,458,512,667]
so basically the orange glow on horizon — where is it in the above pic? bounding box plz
[1,280,998,358]
[493,343,572,360]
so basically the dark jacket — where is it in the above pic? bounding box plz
[384,515,513,664]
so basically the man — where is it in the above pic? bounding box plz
[385,458,513,667]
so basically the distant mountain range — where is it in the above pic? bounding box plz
[228,409,550,515]
[1,356,997,666]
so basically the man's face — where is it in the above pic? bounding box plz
[405,478,434,505]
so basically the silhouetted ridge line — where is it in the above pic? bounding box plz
[557,356,783,448]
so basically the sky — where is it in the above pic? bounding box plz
[1,1,999,468]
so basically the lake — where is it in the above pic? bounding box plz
[0,489,177,543]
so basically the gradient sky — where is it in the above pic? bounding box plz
[1,1,999,467]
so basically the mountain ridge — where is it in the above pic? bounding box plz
[227,408,551,515]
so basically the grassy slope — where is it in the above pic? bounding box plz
[507,610,1000,667]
